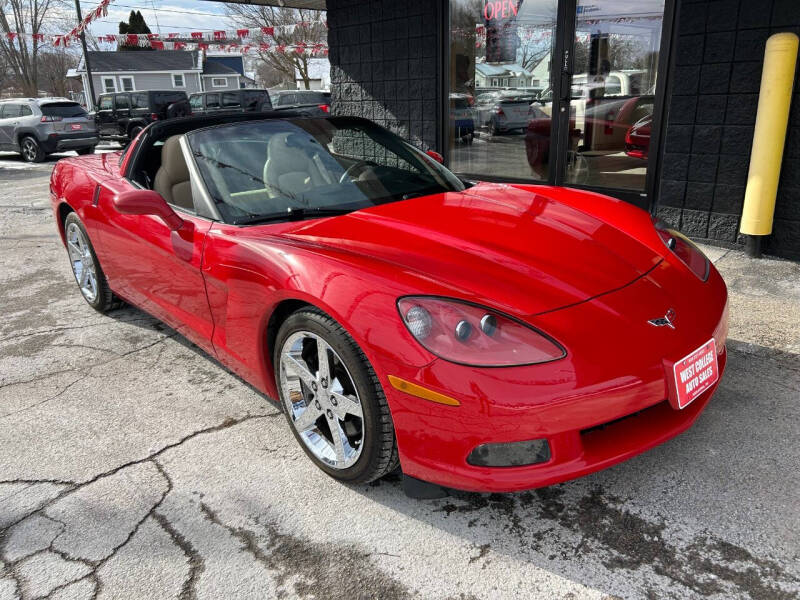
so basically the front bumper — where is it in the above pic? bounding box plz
[40,132,99,153]
[382,259,729,493]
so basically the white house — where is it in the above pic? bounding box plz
[475,62,537,89]
[294,58,331,90]
[76,51,246,108]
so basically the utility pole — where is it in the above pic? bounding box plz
[74,0,97,111]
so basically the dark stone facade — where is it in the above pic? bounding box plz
[326,0,441,152]
[657,0,800,259]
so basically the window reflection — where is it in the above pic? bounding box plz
[448,0,664,193]
[449,0,557,180]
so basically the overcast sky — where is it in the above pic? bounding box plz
[76,0,236,37]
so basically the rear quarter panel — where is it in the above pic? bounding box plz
[50,153,124,247]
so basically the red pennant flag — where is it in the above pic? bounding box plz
[150,40,164,50]
[261,27,274,36]
[167,32,179,39]
[213,30,226,40]
[198,42,208,50]
[236,28,249,39]
[276,44,286,54]
[33,33,45,42]
[127,34,138,45]
[174,41,186,50]
[6,32,17,41]
[147,33,158,40]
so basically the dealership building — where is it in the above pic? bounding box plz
[229,0,800,259]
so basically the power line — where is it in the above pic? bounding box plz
[80,2,228,18]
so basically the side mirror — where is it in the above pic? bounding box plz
[113,189,183,231]
[426,150,444,164]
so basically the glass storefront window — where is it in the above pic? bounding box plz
[449,0,557,181]
[567,0,664,191]
[448,0,665,196]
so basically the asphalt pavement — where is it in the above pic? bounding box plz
[0,153,798,600]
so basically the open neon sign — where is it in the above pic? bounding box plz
[483,0,520,20]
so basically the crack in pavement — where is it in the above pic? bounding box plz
[152,511,205,600]
[197,502,411,600]
[0,332,179,420]
[0,414,277,600]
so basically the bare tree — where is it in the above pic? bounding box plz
[225,5,325,90]
[0,0,63,96]
[37,47,79,96]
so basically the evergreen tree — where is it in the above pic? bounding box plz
[118,11,153,51]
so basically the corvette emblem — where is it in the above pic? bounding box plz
[648,309,676,329]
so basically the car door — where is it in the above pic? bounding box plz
[189,94,204,115]
[113,93,131,136]
[95,144,216,354]
[204,93,220,113]
[95,95,115,135]
[220,92,241,114]
[0,104,21,150]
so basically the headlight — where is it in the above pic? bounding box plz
[397,296,566,367]
[652,217,710,281]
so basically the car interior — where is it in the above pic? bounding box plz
[126,115,459,223]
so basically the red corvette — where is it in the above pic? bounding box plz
[50,114,728,497]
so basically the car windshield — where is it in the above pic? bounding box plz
[186,117,465,224]
[40,102,87,118]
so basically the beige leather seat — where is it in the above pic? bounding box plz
[154,135,193,210]
[262,133,325,199]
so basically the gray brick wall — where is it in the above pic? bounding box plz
[326,0,441,152]
[658,0,800,259]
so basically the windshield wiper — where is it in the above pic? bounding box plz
[233,206,355,226]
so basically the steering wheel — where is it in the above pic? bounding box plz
[339,160,378,184]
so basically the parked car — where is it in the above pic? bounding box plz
[625,114,652,159]
[0,97,98,162]
[189,89,272,115]
[95,90,191,142]
[50,113,728,497]
[449,94,475,143]
[270,90,331,115]
[580,95,653,153]
[487,98,533,135]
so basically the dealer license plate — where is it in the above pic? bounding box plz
[70,124,82,130]
[672,339,719,409]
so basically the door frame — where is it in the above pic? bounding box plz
[441,0,677,212]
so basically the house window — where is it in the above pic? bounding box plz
[211,77,228,88]
[102,77,116,93]
[119,76,134,92]
[173,74,185,88]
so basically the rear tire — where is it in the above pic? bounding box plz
[274,308,399,485]
[20,136,44,163]
[63,212,123,313]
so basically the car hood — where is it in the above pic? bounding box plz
[284,182,662,316]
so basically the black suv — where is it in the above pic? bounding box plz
[95,90,191,141]
[271,90,331,114]
[189,89,272,115]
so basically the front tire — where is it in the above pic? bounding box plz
[274,308,399,484]
[20,136,44,163]
[76,146,95,156]
[64,213,122,312]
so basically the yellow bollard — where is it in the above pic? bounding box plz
[740,32,799,244]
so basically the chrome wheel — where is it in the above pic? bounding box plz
[279,331,365,469]
[21,138,39,162]
[66,222,98,302]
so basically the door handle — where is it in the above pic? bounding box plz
[560,72,572,103]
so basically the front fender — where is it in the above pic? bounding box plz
[201,225,438,399]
